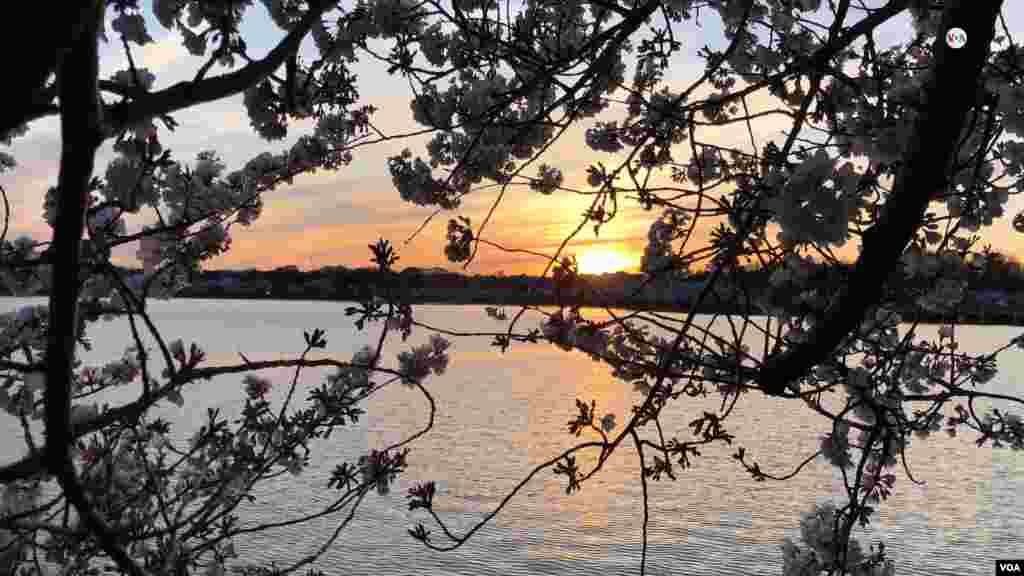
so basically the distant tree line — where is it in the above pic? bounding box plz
[5,256,1017,323]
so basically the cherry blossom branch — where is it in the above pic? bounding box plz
[382,380,437,454]
[413,441,606,551]
[106,0,336,134]
[629,427,651,576]
[733,447,823,482]
[278,489,368,575]
[0,358,409,484]
[758,0,1004,395]
[0,184,10,250]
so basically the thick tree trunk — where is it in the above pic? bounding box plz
[759,0,1004,395]
[43,3,148,575]
[0,3,102,136]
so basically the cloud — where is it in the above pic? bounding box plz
[98,31,191,85]
[1,131,62,237]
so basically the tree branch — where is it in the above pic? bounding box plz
[758,0,1004,395]
[0,4,96,135]
[106,0,334,134]
[1,357,405,483]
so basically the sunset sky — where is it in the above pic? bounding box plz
[4,2,1024,276]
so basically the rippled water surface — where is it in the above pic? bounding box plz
[1,299,1021,575]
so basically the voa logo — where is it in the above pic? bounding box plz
[996,560,1023,575]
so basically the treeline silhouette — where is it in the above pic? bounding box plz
[5,257,1022,324]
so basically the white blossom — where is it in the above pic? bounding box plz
[397,335,451,386]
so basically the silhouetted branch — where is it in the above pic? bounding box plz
[106,0,335,133]
[758,0,1003,395]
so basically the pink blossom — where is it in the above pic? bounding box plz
[79,446,102,466]
[861,463,896,501]
[79,367,98,387]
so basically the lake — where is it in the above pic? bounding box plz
[0,299,1021,575]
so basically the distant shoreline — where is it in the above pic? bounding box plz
[3,264,1022,327]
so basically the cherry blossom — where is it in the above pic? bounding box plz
[243,374,273,400]
[4,2,1023,575]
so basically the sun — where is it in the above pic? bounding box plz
[576,249,636,275]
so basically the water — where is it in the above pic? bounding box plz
[0,299,1021,575]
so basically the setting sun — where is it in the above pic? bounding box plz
[576,249,637,275]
